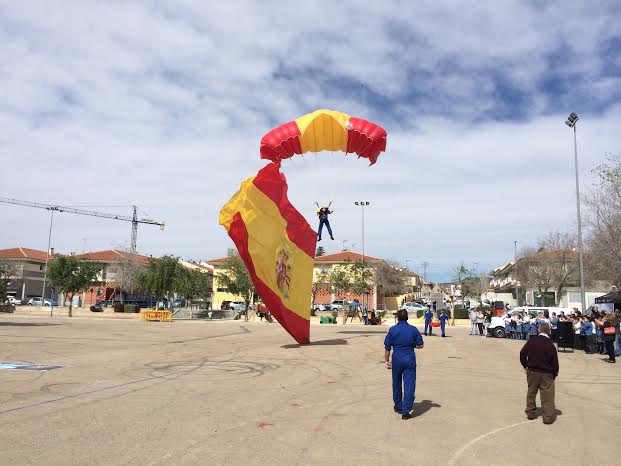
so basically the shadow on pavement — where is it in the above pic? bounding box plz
[338,331,386,334]
[281,339,348,349]
[412,400,441,417]
[0,322,60,327]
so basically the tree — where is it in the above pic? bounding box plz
[315,246,326,257]
[47,256,101,317]
[216,252,255,320]
[517,231,580,306]
[0,260,18,304]
[175,268,212,307]
[140,256,181,309]
[115,252,145,303]
[374,260,408,300]
[312,267,330,308]
[351,260,374,319]
[327,264,353,324]
[585,154,621,287]
[452,264,477,325]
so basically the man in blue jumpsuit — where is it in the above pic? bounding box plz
[384,309,424,420]
[439,310,450,337]
[316,206,334,241]
[424,307,434,336]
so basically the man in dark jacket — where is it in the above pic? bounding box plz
[519,322,559,424]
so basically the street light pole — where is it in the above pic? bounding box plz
[41,207,56,317]
[355,201,370,313]
[565,112,586,312]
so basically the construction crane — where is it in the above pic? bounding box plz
[0,197,165,253]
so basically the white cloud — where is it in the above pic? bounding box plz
[0,0,619,279]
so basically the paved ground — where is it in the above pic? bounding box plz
[0,315,618,465]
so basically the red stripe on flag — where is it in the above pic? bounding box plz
[252,163,317,258]
[228,212,310,344]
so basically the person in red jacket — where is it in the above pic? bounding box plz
[519,322,559,424]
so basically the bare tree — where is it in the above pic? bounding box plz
[517,231,579,305]
[584,154,621,287]
[115,252,145,303]
[374,260,408,303]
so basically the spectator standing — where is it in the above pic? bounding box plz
[520,322,559,424]
[475,310,484,336]
[550,313,558,342]
[469,309,478,336]
[614,308,621,357]
[602,315,618,363]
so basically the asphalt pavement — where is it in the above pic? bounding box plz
[0,315,618,465]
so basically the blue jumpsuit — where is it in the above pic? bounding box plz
[384,322,424,415]
[424,310,434,335]
[439,312,449,337]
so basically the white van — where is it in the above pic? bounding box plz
[487,306,573,338]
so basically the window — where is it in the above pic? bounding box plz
[568,292,581,303]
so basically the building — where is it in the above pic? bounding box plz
[313,251,383,309]
[207,256,245,309]
[74,250,152,306]
[208,250,421,311]
[489,251,610,308]
[0,247,52,301]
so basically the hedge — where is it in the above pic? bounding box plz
[124,304,140,313]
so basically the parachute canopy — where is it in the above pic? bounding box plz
[260,109,387,165]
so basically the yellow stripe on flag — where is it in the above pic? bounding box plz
[219,177,313,321]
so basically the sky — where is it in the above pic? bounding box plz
[1,0,620,282]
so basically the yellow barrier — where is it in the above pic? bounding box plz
[140,310,173,322]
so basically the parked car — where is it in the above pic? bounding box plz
[401,302,426,312]
[330,300,345,310]
[171,299,185,308]
[27,297,52,306]
[8,296,22,305]
[313,303,329,311]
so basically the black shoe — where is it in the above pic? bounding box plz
[606,359,616,363]
[318,238,322,242]
[330,237,334,240]
[543,418,556,425]
[394,407,402,414]
[401,412,413,420]
[527,415,537,420]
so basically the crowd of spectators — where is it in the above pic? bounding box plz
[502,307,620,363]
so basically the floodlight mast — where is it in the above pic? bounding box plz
[564,113,586,312]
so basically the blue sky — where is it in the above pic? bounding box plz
[1,0,620,281]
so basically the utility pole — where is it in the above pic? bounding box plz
[422,262,429,283]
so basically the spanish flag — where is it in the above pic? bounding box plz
[219,163,316,344]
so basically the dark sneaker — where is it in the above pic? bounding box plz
[394,407,402,414]
[401,412,413,420]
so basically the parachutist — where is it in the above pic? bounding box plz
[317,205,334,241]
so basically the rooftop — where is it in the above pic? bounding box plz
[0,247,49,261]
[73,250,151,264]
